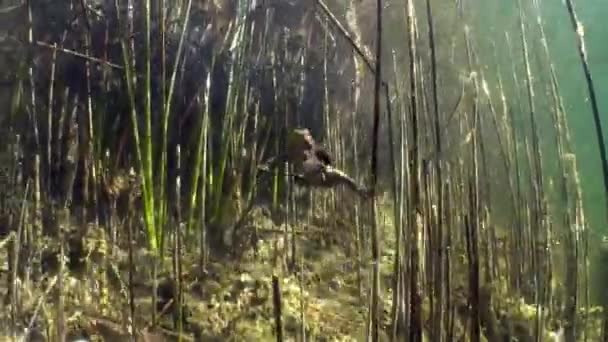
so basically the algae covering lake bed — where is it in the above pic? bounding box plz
[0,0,607,340]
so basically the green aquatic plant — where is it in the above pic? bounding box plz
[115,0,195,328]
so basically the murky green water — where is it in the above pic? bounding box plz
[472,0,608,303]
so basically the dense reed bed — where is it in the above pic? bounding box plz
[0,0,605,341]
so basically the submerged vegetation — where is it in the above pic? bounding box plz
[0,0,606,341]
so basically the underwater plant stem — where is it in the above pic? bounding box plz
[27,0,39,151]
[10,179,30,335]
[505,32,525,293]
[405,0,422,339]
[491,41,519,224]
[81,1,101,247]
[517,0,544,202]
[497,85,521,286]
[388,50,404,338]
[57,207,66,342]
[464,27,481,342]
[354,178,363,299]
[416,50,432,296]
[425,0,444,338]
[34,41,124,70]
[199,104,210,273]
[127,194,136,341]
[161,0,167,130]
[369,0,383,338]
[517,1,550,338]
[561,0,608,192]
[31,134,42,279]
[478,66,511,284]
[174,145,184,336]
[314,0,374,73]
[46,43,57,193]
[115,0,153,259]
[401,103,412,334]
[386,80,403,339]
[188,72,211,234]
[159,0,193,252]
[445,165,455,342]
[272,275,284,342]
[143,0,156,252]
[114,0,157,325]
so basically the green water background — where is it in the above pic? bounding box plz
[496,0,606,230]
[468,0,607,302]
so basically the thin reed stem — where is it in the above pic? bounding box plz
[369,0,383,338]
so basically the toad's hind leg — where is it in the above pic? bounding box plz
[320,166,372,198]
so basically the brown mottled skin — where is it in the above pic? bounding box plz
[259,128,373,198]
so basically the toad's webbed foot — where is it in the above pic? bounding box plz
[306,166,372,199]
